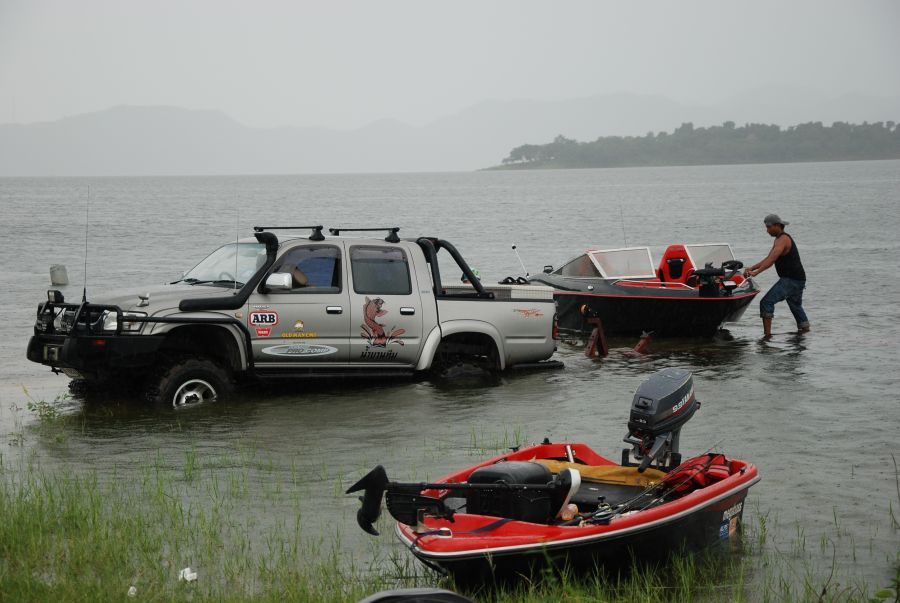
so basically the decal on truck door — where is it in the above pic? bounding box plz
[250,310,279,327]
[250,310,279,337]
[281,319,318,339]
[262,343,338,357]
[360,297,405,347]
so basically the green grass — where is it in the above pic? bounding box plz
[0,459,386,601]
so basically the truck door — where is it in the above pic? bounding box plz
[347,245,424,367]
[248,243,350,365]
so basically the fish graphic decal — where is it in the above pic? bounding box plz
[361,297,405,347]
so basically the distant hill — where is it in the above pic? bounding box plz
[1,91,898,176]
[494,121,900,169]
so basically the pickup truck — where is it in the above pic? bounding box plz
[27,226,559,406]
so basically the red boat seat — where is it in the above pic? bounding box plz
[658,245,695,284]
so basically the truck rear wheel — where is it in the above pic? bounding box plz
[431,337,501,378]
[146,357,233,408]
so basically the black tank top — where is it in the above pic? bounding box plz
[775,233,806,281]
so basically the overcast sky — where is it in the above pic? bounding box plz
[1,0,898,129]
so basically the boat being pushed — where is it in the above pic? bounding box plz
[348,368,759,584]
[527,243,760,337]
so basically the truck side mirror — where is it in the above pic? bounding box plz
[543,265,554,274]
[264,273,292,291]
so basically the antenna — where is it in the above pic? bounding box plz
[234,205,240,290]
[82,185,91,302]
[619,206,628,247]
[511,243,529,277]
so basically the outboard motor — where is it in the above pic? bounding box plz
[622,368,700,472]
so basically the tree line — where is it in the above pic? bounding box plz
[498,121,900,169]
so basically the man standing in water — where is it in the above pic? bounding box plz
[745,214,810,340]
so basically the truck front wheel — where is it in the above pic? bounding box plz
[146,357,233,408]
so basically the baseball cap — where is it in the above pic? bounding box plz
[764,213,789,226]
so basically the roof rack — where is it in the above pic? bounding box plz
[328,227,400,243]
[253,225,325,241]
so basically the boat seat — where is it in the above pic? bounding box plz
[657,245,695,284]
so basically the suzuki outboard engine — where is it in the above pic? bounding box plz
[622,368,700,472]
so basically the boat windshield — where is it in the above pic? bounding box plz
[554,254,602,278]
[685,244,735,268]
[181,242,267,286]
[587,247,656,279]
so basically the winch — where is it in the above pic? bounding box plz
[622,367,700,472]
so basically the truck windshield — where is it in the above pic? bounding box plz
[182,243,267,286]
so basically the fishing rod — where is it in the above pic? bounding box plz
[570,439,728,526]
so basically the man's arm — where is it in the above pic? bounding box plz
[746,238,789,277]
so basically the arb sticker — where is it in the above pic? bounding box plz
[249,310,279,327]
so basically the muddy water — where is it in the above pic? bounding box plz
[1,161,898,589]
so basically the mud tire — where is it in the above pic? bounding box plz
[145,357,233,408]
[430,339,501,379]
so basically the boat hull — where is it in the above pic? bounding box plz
[554,289,758,337]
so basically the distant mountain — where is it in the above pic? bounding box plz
[1,92,897,176]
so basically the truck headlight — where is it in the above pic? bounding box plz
[101,310,147,332]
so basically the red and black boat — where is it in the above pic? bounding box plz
[348,369,759,584]
[527,243,760,337]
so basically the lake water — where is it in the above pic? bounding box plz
[1,160,899,593]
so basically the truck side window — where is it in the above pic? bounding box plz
[350,246,412,295]
[272,245,342,293]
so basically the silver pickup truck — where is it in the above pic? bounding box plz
[27,226,559,406]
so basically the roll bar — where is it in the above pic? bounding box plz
[416,237,493,299]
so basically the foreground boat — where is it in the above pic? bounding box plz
[348,368,759,584]
[527,243,760,337]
